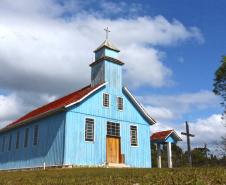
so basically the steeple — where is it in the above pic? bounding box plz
[94,39,120,53]
[90,28,124,88]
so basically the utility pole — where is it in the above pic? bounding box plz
[181,121,195,166]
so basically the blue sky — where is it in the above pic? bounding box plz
[0,0,225,152]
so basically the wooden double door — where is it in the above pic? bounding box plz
[106,136,121,163]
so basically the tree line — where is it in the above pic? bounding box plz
[151,143,226,167]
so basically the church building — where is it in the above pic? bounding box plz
[0,31,157,170]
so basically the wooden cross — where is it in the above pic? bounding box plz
[104,27,110,40]
[181,121,195,166]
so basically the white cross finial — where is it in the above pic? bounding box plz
[104,27,110,40]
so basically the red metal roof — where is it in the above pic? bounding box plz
[5,83,104,130]
[151,130,173,141]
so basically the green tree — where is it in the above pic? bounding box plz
[213,56,226,152]
[213,56,226,114]
[190,147,209,166]
[151,143,185,167]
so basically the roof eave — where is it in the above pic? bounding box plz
[165,130,182,141]
[94,45,120,53]
[0,107,66,133]
[65,82,107,108]
[123,86,156,125]
[0,82,107,133]
[89,56,124,67]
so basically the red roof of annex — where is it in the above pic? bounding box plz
[151,130,174,141]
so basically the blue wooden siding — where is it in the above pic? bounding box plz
[0,112,65,170]
[95,48,119,60]
[104,61,122,92]
[64,85,152,168]
[165,136,176,143]
[91,61,105,87]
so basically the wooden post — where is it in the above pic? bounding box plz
[167,142,172,168]
[157,143,161,168]
[181,121,195,166]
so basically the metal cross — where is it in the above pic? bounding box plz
[104,27,110,40]
[181,121,195,166]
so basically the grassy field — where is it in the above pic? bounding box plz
[0,167,225,185]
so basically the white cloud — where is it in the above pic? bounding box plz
[0,0,203,128]
[146,106,175,121]
[0,94,21,121]
[143,90,220,121]
[0,2,203,94]
[0,92,57,128]
[151,114,225,155]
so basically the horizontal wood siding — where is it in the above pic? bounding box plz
[0,112,65,170]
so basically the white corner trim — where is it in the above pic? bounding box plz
[65,82,107,108]
[165,130,182,141]
[123,86,156,125]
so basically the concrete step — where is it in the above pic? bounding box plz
[107,163,129,168]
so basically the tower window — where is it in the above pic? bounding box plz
[16,131,20,149]
[33,125,39,146]
[130,125,138,146]
[117,97,123,110]
[24,128,29,148]
[103,93,109,107]
[85,118,94,142]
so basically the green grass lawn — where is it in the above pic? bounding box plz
[0,167,225,185]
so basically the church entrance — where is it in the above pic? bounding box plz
[106,136,120,163]
[106,122,121,164]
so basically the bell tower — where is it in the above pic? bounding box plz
[90,28,124,91]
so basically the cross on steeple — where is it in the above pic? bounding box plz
[104,27,110,40]
[181,121,195,166]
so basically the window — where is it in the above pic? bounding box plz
[24,128,29,148]
[103,93,109,107]
[16,131,20,149]
[33,125,39,146]
[8,135,12,151]
[2,136,5,152]
[107,122,120,137]
[117,97,123,110]
[130,126,138,146]
[85,118,94,141]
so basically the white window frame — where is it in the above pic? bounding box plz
[117,97,124,111]
[103,93,110,108]
[84,118,95,142]
[130,125,138,147]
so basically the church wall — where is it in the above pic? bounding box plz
[64,86,152,168]
[0,112,65,170]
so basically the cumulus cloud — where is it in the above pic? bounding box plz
[0,92,57,129]
[146,106,175,121]
[0,1,203,93]
[0,0,204,127]
[151,114,225,154]
[142,90,220,121]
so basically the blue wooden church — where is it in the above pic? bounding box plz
[0,32,157,170]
